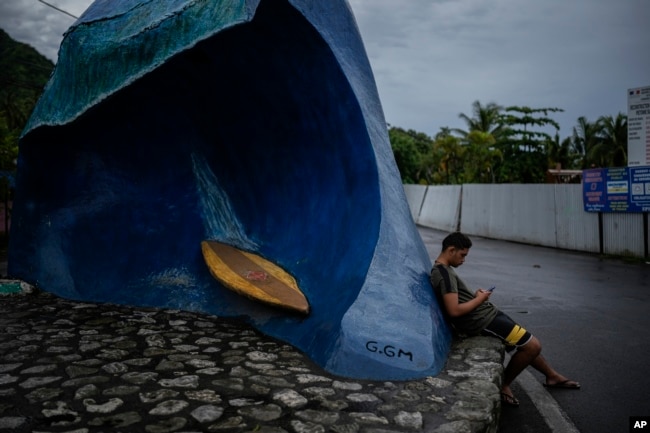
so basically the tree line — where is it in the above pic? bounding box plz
[0,29,55,238]
[1,29,53,164]
[390,100,628,184]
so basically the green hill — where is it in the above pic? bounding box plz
[0,29,54,239]
[0,28,54,133]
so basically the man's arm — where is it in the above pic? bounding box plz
[443,290,491,318]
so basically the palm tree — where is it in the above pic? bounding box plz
[464,131,502,183]
[571,116,603,168]
[547,133,578,170]
[592,113,627,167]
[453,101,505,140]
[433,135,465,184]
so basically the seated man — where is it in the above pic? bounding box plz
[430,232,579,407]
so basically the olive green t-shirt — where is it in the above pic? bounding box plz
[430,264,498,335]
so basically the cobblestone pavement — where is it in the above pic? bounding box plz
[0,285,503,433]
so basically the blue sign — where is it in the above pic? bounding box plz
[630,166,650,212]
[583,167,650,212]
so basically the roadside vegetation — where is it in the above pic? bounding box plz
[390,100,627,184]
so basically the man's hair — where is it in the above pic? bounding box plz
[442,232,472,251]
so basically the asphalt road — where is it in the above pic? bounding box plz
[418,226,650,433]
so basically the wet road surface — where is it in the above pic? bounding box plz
[419,226,650,433]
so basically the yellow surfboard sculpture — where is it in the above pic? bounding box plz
[201,240,310,315]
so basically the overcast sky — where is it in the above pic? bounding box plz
[1,0,648,139]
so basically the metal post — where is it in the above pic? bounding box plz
[598,212,604,255]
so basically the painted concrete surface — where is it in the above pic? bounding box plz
[9,0,450,380]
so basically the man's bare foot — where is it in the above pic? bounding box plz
[501,392,520,407]
[544,378,580,389]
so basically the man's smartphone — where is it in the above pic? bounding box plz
[486,286,495,292]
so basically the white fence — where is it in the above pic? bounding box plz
[404,184,649,258]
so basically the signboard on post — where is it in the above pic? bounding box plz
[630,166,650,212]
[628,86,650,167]
[583,167,650,212]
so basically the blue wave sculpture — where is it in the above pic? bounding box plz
[9,0,451,380]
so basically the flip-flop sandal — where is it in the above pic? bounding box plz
[543,379,580,389]
[501,392,520,407]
